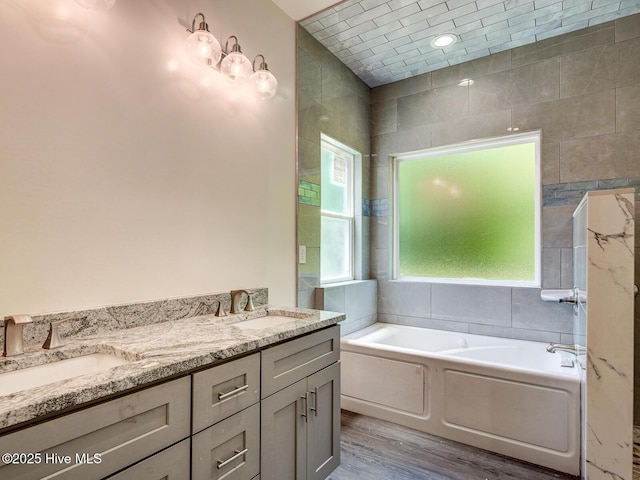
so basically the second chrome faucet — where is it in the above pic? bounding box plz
[42,317,72,350]
[230,290,256,314]
[3,315,74,357]
[3,314,33,357]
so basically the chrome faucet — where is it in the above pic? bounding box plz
[42,317,72,349]
[230,290,256,314]
[215,300,227,317]
[546,343,586,355]
[3,314,33,357]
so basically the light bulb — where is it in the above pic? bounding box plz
[185,30,221,67]
[431,33,457,48]
[250,69,278,100]
[220,52,252,82]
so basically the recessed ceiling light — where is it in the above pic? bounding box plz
[431,33,458,48]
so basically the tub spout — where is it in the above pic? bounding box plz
[546,343,585,355]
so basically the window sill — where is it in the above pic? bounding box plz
[319,279,376,289]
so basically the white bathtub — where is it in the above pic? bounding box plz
[340,323,581,475]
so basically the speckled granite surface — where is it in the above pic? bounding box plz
[0,305,344,431]
[0,289,268,351]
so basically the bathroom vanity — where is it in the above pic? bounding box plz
[0,306,343,480]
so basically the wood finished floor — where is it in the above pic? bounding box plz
[329,411,579,480]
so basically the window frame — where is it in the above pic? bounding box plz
[320,136,357,284]
[391,131,541,287]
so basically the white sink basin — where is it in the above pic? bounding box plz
[233,315,301,330]
[0,353,131,396]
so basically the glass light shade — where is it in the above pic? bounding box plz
[220,52,252,82]
[185,30,222,67]
[75,0,116,10]
[431,33,457,48]
[250,69,278,99]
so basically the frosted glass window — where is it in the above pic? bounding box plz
[321,216,352,282]
[393,133,540,286]
[321,137,355,283]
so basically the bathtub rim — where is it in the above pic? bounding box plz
[341,322,581,383]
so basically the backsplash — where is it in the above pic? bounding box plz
[367,199,389,217]
[298,180,321,207]
[0,289,268,351]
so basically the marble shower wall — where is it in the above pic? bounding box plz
[578,190,634,480]
[297,27,372,310]
[368,15,640,417]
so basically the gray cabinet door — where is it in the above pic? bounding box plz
[0,377,191,480]
[260,378,308,480]
[306,363,341,480]
[105,439,190,480]
[192,403,260,480]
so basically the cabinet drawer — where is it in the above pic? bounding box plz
[105,439,190,480]
[261,326,339,398]
[0,377,191,480]
[192,352,260,433]
[192,403,260,480]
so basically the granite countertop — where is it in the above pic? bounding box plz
[0,306,344,432]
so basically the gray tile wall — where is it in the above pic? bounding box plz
[315,280,378,336]
[369,13,640,420]
[297,27,372,310]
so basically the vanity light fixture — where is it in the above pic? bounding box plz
[220,36,252,82]
[185,13,222,67]
[75,0,116,10]
[185,12,278,99]
[431,33,458,48]
[250,55,278,100]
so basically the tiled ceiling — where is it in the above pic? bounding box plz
[299,0,640,87]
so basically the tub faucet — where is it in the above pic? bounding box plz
[3,314,33,357]
[546,343,586,355]
[230,290,256,314]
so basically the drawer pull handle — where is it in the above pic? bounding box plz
[218,384,248,401]
[310,387,318,416]
[217,448,249,469]
[300,394,308,419]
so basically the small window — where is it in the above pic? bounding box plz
[321,136,355,283]
[392,132,541,287]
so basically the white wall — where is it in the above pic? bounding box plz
[0,0,296,316]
